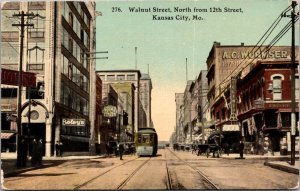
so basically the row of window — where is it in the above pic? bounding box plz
[60,82,89,116]
[100,74,137,81]
[62,2,90,49]
[63,2,90,30]
[61,126,90,137]
[61,54,89,93]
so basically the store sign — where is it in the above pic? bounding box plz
[62,118,86,126]
[222,50,289,60]
[1,68,36,87]
[102,105,117,118]
[230,76,237,121]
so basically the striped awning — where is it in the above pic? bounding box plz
[1,132,15,139]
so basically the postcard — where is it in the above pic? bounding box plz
[1,0,299,190]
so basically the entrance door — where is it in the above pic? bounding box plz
[23,123,46,156]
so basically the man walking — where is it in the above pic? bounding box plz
[118,143,124,160]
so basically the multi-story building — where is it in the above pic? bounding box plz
[111,82,135,142]
[100,84,118,149]
[97,70,141,133]
[183,80,193,143]
[175,93,184,143]
[207,42,295,127]
[206,42,299,154]
[190,70,209,143]
[236,60,299,154]
[1,1,97,156]
[139,73,153,128]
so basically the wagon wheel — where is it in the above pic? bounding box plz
[206,148,210,158]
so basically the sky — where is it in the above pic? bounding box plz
[95,0,299,141]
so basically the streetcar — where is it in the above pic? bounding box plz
[134,128,158,156]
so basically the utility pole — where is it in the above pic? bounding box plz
[12,11,34,167]
[135,47,137,69]
[290,1,297,166]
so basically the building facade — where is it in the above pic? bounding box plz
[1,1,97,156]
[139,73,153,128]
[237,60,299,154]
[97,70,141,133]
[175,93,184,143]
[206,42,299,154]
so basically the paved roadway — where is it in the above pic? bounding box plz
[3,148,299,190]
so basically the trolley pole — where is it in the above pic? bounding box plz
[12,11,34,167]
[290,1,297,166]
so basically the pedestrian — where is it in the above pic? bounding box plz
[58,141,63,157]
[239,140,244,159]
[31,138,38,167]
[118,143,124,160]
[55,141,60,157]
[105,142,110,157]
[37,139,43,166]
[224,142,229,156]
[20,136,28,167]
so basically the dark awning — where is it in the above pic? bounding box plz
[1,132,16,139]
[61,135,89,143]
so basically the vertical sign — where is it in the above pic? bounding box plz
[230,76,237,121]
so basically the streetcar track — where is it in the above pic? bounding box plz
[116,157,151,190]
[164,149,172,190]
[73,156,140,190]
[167,148,220,190]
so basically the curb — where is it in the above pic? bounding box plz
[264,162,299,175]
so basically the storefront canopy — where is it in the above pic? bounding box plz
[1,132,15,139]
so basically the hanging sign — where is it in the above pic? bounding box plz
[102,105,117,118]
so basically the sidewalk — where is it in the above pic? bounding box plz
[1,152,106,178]
[221,152,299,175]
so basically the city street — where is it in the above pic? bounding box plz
[3,148,298,190]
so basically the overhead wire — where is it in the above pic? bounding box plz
[213,5,297,101]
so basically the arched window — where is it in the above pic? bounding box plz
[272,76,282,100]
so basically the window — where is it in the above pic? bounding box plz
[107,75,115,81]
[1,42,19,64]
[69,12,73,28]
[117,75,125,80]
[99,75,105,81]
[127,74,135,80]
[273,76,282,100]
[68,62,73,79]
[28,42,45,64]
[1,88,17,98]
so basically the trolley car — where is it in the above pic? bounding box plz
[135,128,158,156]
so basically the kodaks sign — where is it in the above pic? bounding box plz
[62,118,86,126]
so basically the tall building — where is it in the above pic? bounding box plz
[139,73,153,128]
[97,70,141,133]
[183,80,194,143]
[175,93,184,143]
[1,1,97,156]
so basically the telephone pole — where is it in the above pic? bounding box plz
[12,11,34,167]
[290,1,297,166]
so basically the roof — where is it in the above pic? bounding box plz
[141,73,151,80]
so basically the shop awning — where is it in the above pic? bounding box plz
[222,125,239,132]
[61,135,89,142]
[1,132,16,139]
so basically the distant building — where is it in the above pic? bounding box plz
[139,73,153,128]
[97,70,141,133]
[183,80,194,143]
[175,93,184,143]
